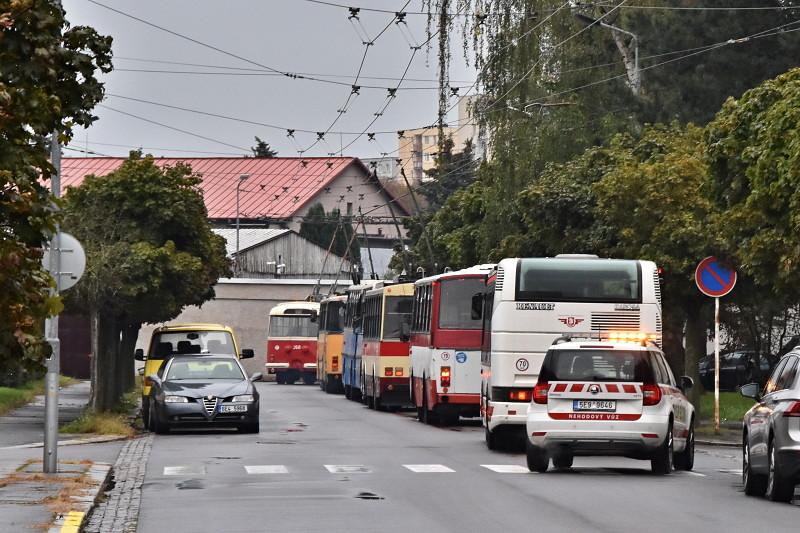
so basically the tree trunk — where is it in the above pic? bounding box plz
[118,322,141,394]
[89,310,122,412]
[662,314,686,377]
[684,300,708,411]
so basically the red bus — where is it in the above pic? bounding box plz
[409,265,494,424]
[265,301,320,385]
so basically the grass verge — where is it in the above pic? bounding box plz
[699,391,754,424]
[61,411,135,437]
[0,376,79,416]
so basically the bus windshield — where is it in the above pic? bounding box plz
[383,296,412,340]
[323,301,344,333]
[150,331,236,359]
[516,258,640,303]
[269,316,319,338]
[439,278,485,330]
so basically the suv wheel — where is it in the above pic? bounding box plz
[651,423,674,475]
[526,439,549,473]
[766,438,794,502]
[742,434,767,496]
[674,421,695,471]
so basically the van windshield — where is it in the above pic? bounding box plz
[539,349,655,383]
[150,331,236,359]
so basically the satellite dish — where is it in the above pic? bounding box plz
[42,232,86,291]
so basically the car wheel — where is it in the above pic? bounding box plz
[141,397,150,430]
[743,433,767,496]
[552,452,573,470]
[651,423,674,475]
[526,439,549,473]
[150,403,168,435]
[766,437,795,502]
[675,421,695,471]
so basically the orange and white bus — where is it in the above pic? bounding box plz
[265,301,320,385]
[317,295,346,394]
[360,283,414,410]
[410,265,494,425]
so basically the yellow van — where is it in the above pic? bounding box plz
[135,323,253,428]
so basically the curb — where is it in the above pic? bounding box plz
[0,434,129,450]
[696,439,740,448]
[47,462,112,533]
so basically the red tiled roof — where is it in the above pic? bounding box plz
[60,157,369,220]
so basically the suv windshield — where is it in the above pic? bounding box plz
[166,358,244,381]
[150,330,236,359]
[539,349,655,382]
[269,315,318,338]
[439,278,485,329]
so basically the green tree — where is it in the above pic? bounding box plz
[0,1,111,376]
[299,203,360,262]
[62,154,230,410]
[251,136,277,158]
[421,138,478,210]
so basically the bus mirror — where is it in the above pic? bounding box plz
[471,293,483,320]
[309,311,318,323]
[240,349,255,359]
[134,348,145,361]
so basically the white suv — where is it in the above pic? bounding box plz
[525,336,696,474]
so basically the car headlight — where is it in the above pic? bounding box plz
[164,395,189,403]
[232,395,254,403]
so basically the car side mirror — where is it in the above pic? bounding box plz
[250,372,263,382]
[134,348,145,361]
[680,375,694,392]
[145,374,161,388]
[471,293,483,320]
[240,349,255,359]
[740,382,760,400]
[400,322,411,343]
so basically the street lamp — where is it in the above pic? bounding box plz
[235,173,250,276]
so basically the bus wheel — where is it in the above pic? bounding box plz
[422,381,436,425]
[276,373,286,385]
[374,379,385,411]
[325,379,337,394]
[344,385,351,399]
[485,424,499,450]
[303,374,316,385]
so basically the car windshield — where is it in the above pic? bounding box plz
[439,278,485,330]
[539,349,655,382]
[150,330,236,359]
[269,315,318,338]
[166,358,244,381]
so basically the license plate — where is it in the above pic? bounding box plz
[219,405,248,413]
[573,400,616,412]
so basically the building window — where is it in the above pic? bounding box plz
[346,202,353,216]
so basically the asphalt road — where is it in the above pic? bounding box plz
[138,382,799,533]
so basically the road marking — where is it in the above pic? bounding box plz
[403,464,455,473]
[481,464,530,474]
[163,465,206,476]
[245,465,288,474]
[325,465,372,474]
[718,469,743,476]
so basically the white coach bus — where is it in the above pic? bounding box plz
[478,256,662,450]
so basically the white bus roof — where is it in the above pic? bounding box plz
[269,301,320,315]
[415,264,496,286]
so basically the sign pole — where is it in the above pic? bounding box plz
[44,133,61,473]
[714,297,720,434]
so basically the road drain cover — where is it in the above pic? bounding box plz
[355,491,384,500]
[176,479,205,490]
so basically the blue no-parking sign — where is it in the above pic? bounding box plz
[695,256,737,298]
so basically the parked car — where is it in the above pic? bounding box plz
[698,350,769,392]
[740,351,800,502]
[147,354,261,434]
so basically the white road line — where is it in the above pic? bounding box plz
[324,465,372,474]
[403,464,455,473]
[481,464,530,474]
[676,470,707,477]
[245,465,289,474]
[718,469,743,475]
[163,465,206,476]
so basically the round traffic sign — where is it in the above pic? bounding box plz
[695,256,736,298]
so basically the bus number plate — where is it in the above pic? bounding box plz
[573,400,616,412]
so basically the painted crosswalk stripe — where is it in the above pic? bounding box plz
[163,465,206,476]
[679,471,707,477]
[325,465,371,474]
[403,464,455,473]
[245,465,288,474]
[481,464,530,474]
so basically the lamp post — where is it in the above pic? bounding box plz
[235,174,250,276]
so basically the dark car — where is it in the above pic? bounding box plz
[147,355,261,434]
[698,350,769,391]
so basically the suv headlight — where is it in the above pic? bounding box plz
[232,395,254,403]
[164,395,189,403]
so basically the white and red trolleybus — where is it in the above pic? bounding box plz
[479,256,662,449]
[410,265,495,425]
[264,301,320,385]
[360,283,414,410]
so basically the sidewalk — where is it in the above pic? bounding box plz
[0,380,127,532]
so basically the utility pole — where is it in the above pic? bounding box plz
[43,132,61,474]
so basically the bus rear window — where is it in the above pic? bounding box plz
[383,296,412,340]
[516,258,641,303]
[269,316,318,338]
[439,278,485,329]
[539,350,654,383]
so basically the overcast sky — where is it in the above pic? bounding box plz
[62,0,477,160]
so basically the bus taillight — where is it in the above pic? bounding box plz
[394,367,403,377]
[332,356,339,371]
[385,367,394,376]
[440,366,451,388]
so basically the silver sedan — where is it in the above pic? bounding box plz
[741,351,800,502]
